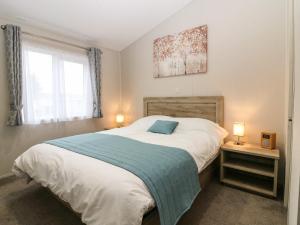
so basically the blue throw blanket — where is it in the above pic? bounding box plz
[45,133,200,225]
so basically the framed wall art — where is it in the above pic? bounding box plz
[153,25,207,78]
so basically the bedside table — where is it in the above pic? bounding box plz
[220,141,280,197]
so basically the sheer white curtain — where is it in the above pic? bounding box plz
[22,38,93,124]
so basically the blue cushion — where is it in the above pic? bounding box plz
[147,120,179,134]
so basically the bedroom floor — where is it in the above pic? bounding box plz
[0,176,286,225]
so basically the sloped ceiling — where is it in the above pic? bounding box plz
[0,0,193,50]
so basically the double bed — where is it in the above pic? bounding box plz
[13,96,226,225]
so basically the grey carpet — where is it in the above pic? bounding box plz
[0,177,286,225]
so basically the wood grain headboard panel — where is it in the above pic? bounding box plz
[143,96,224,127]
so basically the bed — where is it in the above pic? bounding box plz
[12,96,226,225]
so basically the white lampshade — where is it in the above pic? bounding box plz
[116,114,125,124]
[233,122,245,137]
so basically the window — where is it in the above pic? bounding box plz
[22,39,93,124]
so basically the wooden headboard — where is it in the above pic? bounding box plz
[143,96,224,127]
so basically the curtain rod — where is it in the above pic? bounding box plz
[1,24,89,51]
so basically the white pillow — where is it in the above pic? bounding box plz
[173,117,228,140]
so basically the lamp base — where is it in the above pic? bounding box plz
[234,141,244,145]
[234,136,244,145]
[116,123,124,128]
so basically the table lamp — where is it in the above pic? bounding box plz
[116,114,125,127]
[233,122,245,145]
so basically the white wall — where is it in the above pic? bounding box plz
[288,0,300,223]
[121,0,287,180]
[0,18,121,177]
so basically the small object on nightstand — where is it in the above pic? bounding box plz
[261,132,276,149]
[233,122,245,145]
[220,141,279,198]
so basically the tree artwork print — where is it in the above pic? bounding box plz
[153,25,207,78]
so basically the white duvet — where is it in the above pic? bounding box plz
[13,116,227,225]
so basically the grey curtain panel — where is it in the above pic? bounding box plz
[88,48,103,118]
[4,24,23,126]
